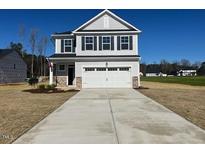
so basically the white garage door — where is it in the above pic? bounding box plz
[82,67,131,88]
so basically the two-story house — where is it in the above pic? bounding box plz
[49,9,141,89]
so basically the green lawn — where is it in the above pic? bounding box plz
[141,76,205,86]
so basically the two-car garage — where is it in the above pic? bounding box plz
[82,67,132,88]
[75,61,140,89]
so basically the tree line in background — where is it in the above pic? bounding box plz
[9,25,49,77]
[140,59,205,76]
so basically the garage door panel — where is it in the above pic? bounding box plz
[83,72,106,88]
[82,67,131,88]
[107,70,131,88]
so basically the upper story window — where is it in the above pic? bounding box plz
[64,39,72,52]
[85,36,94,50]
[102,36,111,50]
[120,36,129,50]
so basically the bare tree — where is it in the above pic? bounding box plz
[18,24,25,57]
[29,28,38,77]
[180,59,191,68]
[37,37,44,76]
[42,37,48,76]
[192,61,201,69]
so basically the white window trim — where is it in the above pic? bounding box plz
[102,36,111,50]
[120,36,129,50]
[64,39,72,53]
[85,36,94,51]
[58,64,66,71]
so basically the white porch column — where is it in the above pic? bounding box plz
[138,74,141,87]
[49,62,53,85]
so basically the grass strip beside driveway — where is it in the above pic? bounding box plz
[0,84,78,144]
[138,81,205,130]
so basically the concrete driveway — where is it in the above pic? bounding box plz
[14,89,205,144]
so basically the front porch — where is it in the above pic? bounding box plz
[49,62,77,88]
[49,59,140,89]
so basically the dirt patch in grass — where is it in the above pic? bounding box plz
[0,84,78,144]
[138,81,205,130]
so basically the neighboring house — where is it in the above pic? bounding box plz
[146,73,159,77]
[0,49,27,84]
[146,72,167,77]
[49,9,141,89]
[158,72,167,77]
[177,70,197,76]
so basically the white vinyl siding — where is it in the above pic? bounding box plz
[83,13,129,30]
[55,39,61,53]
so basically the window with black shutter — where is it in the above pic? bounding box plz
[111,36,114,50]
[94,36,97,50]
[61,39,64,53]
[102,36,111,50]
[81,36,85,51]
[117,36,120,50]
[64,39,72,52]
[99,36,102,50]
[129,36,133,50]
[72,39,75,53]
[120,36,129,50]
[85,36,94,50]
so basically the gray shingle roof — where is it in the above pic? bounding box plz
[0,49,13,59]
[53,31,72,35]
[49,54,140,58]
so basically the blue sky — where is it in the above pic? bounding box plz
[0,9,205,63]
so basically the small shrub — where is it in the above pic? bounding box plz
[28,77,38,87]
[46,84,56,90]
[46,84,52,89]
[38,84,46,90]
[51,84,57,89]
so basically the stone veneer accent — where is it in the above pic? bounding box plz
[132,76,139,89]
[56,76,67,86]
[76,77,82,89]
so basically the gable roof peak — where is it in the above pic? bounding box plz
[73,9,141,33]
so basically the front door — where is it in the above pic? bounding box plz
[68,67,75,85]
